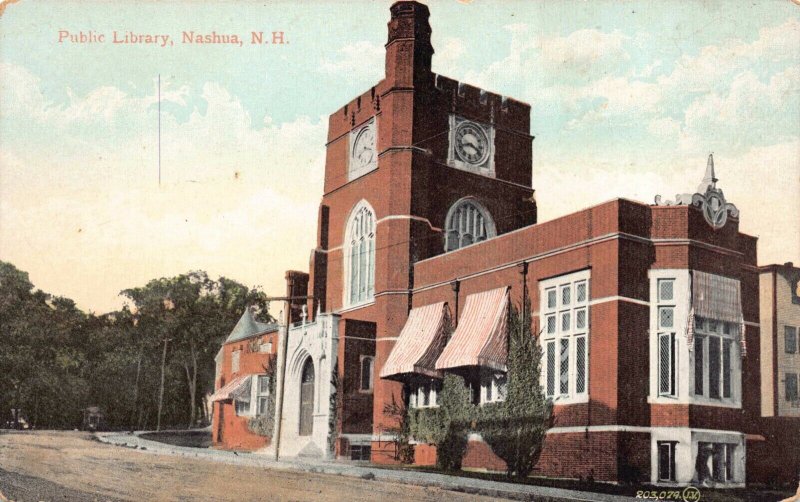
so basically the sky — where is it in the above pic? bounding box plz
[1,0,798,315]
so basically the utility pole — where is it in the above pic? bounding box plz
[268,281,313,461]
[156,337,171,432]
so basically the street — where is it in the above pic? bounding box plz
[0,431,499,502]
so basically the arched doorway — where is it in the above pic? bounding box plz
[299,358,315,436]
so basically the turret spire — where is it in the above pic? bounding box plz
[698,153,718,193]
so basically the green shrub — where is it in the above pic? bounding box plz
[247,361,276,438]
[478,301,552,479]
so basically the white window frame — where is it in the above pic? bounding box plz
[539,269,590,404]
[657,441,677,482]
[443,197,497,252]
[648,270,741,408]
[692,317,741,406]
[344,201,376,307]
[409,380,441,409]
[256,375,271,416]
[657,279,677,398]
[650,428,745,487]
[234,399,250,416]
[479,371,507,405]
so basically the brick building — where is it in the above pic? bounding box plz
[210,1,797,486]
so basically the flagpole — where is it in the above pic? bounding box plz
[158,74,161,187]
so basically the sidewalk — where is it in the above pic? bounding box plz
[97,432,634,502]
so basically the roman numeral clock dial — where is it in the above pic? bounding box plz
[455,122,489,166]
[353,126,375,169]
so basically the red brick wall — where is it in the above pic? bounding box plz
[535,432,619,481]
[339,319,376,435]
[211,331,277,450]
[462,439,507,472]
[280,0,768,478]
[212,401,269,451]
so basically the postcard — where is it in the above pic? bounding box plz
[1,1,798,501]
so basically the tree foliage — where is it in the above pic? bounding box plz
[478,301,552,479]
[409,373,475,471]
[407,300,551,477]
[0,261,272,430]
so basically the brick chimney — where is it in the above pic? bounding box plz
[385,1,434,87]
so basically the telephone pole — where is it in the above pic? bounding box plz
[156,337,171,432]
[267,283,313,461]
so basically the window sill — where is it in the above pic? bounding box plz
[479,399,505,406]
[647,396,742,409]
[549,395,589,406]
[337,299,375,314]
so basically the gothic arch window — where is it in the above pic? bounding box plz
[345,201,376,306]
[444,198,497,252]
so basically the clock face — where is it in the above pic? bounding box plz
[352,125,376,169]
[454,121,489,166]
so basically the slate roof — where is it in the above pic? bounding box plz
[224,307,278,344]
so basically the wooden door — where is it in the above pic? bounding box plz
[299,358,315,436]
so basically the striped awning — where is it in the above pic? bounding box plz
[689,271,747,357]
[380,302,450,380]
[435,287,509,372]
[692,271,742,324]
[209,375,251,402]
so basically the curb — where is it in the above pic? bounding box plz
[96,432,633,502]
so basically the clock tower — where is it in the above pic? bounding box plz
[305,0,537,462]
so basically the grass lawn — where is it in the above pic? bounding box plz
[370,463,795,502]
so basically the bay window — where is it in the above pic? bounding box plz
[649,270,742,407]
[693,317,738,402]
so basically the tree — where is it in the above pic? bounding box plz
[121,271,273,429]
[478,301,552,479]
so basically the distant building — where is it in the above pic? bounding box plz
[759,262,800,417]
[210,307,279,451]
[211,0,797,487]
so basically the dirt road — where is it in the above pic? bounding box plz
[0,431,500,502]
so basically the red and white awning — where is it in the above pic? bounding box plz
[209,375,251,402]
[688,271,747,357]
[691,271,742,324]
[435,287,509,372]
[380,302,450,380]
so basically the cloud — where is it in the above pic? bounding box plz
[318,40,384,86]
[534,140,800,265]
[681,66,800,151]
[1,63,327,314]
[432,36,466,77]
[538,29,630,79]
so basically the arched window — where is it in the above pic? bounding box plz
[444,198,496,252]
[360,356,374,392]
[345,202,376,306]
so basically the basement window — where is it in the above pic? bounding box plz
[350,444,371,461]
